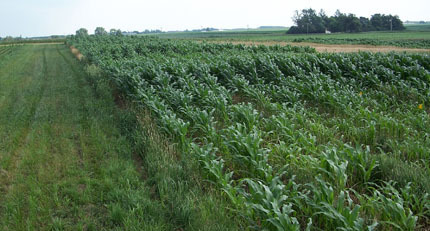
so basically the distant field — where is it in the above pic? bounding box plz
[0,38,66,45]
[405,24,430,31]
[156,24,430,49]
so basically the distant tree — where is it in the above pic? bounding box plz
[95,27,107,36]
[359,17,373,31]
[344,14,362,32]
[115,29,123,36]
[319,10,331,28]
[371,14,405,31]
[390,15,405,30]
[287,8,405,34]
[76,28,88,37]
[288,8,325,34]
[109,28,123,36]
[327,10,347,32]
[370,14,384,30]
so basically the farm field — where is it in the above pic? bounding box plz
[68,35,430,230]
[201,40,430,53]
[156,25,430,51]
[0,44,236,230]
[0,38,66,46]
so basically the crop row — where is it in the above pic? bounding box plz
[292,37,430,49]
[69,35,430,230]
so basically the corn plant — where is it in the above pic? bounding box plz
[69,34,430,230]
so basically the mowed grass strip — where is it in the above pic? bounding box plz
[0,44,238,230]
[0,44,145,230]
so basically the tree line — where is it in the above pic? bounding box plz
[75,27,124,37]
[288,9,405,34]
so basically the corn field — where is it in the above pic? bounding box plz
[68,35,430,230]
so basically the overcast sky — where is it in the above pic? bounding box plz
[1,0,429,37]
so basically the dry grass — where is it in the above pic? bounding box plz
[70,46,84,60]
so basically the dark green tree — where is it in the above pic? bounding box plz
[75,28,88,37]
[109,29,123,36]
[359,17,373,31]
[327,10,347,32]
[288,8,325,34]
[115,29,123,36]
[371,14,405,31]
[370,14,385,30]
[344,14,362,32]
[95,27,107,36]
[390,15,406,30]
[287,9,405,34]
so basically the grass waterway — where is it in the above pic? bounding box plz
[0,44,237,230]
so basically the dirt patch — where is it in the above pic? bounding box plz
[70,46,84,61]
[232,93,248,104]
[204,40,430,53]
[78,184,87,193]
[113,90,127,110]
[132,151,146,180]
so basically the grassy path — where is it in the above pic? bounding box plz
[0,44,141,230]
[0,44,237,230]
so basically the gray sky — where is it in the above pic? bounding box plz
[1,0,429,37]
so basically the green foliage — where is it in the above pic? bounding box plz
[95,27,107,36]
[288,8,405,34]
[155,27,430,49]
[292,37,430,49]
[0,44,239,230]
[75,28,88,37]
[109,28,123,36]
[68,35,430,230]
[290,8,326,34]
